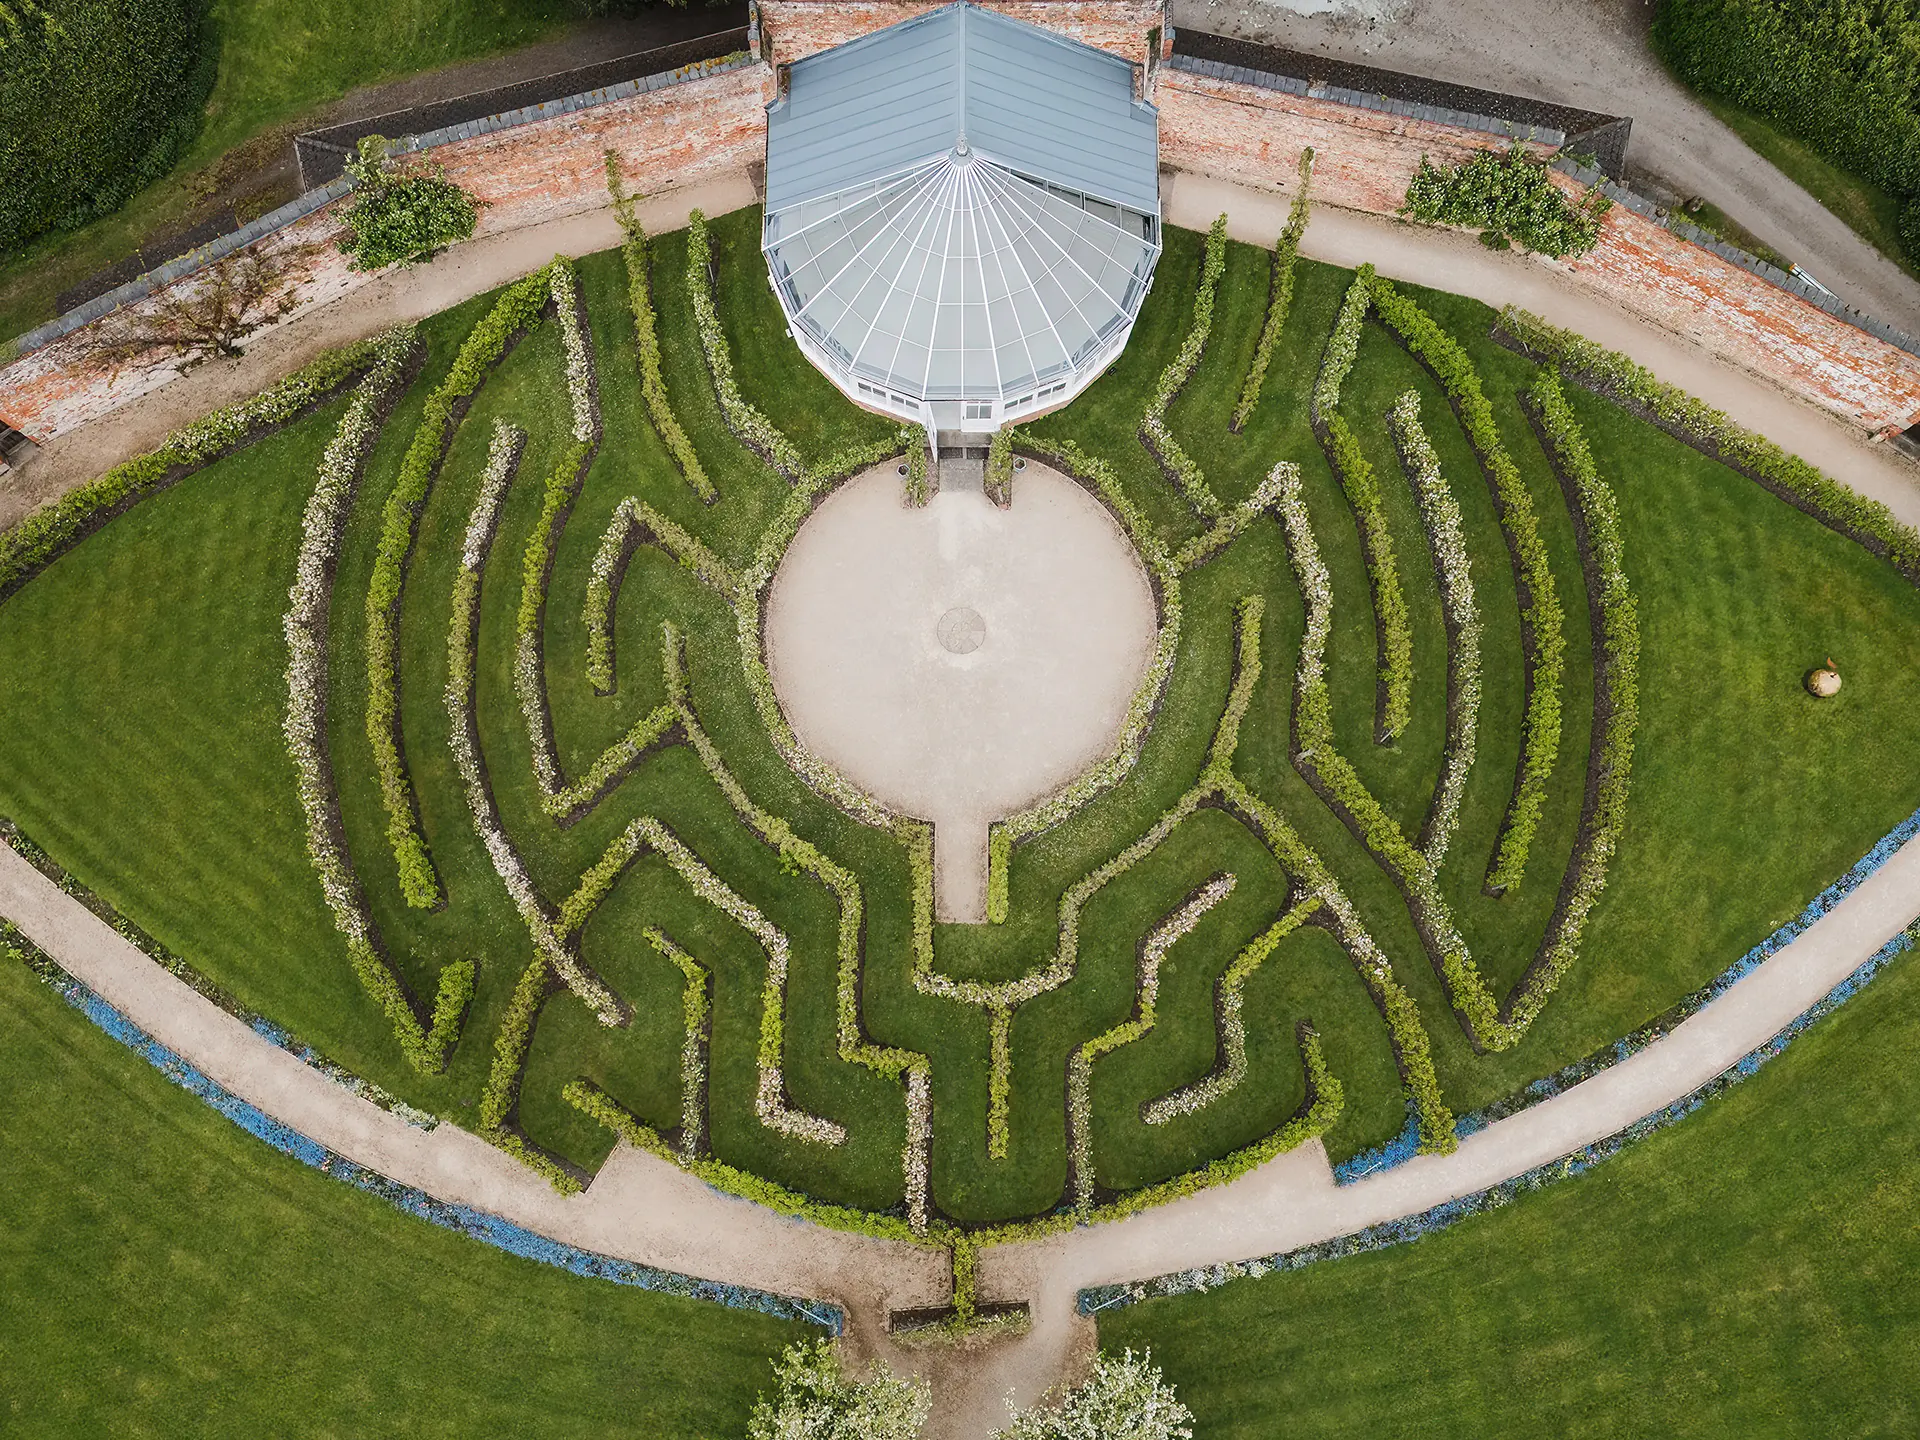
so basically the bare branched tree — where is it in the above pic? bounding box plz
[91,240,324,376]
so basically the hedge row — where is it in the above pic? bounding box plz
[367,263,553,910]
[1368,273,1566,894]
[1386,390,1483,869]
[605,153,713,501]
[1652,0,1920,258]
[1233,147,1314,432]
[903,435,931,507]
[1067,874,1239,1212]
[443,416,629,1030]
[0,334,389,604]
[583,495,739,694]
[1270,458,1509,1051]
[1512,372,1640,1035]
[686,208,805,481]
[1138,212,1229,519]
[986,426,1013,508]
[281,323,476,1074]
[1313,268,1415,743]
[1495,304,1920,581]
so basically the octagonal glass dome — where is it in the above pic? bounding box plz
[762,2,1162,431]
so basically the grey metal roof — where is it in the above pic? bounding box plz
[764,1,1159,215]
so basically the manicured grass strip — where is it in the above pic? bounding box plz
[1368,271,1566,895]
[366,263,552,909]
[1140,212,1229,519]
[1233,147,1314,432]
[1098,922,1920,1438]
[0,933,811,1439]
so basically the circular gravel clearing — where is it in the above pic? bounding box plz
[765,461,1157,922]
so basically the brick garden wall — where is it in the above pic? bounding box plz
[8,23,1920,452]
[0,63,771,444]
[1159,66,1920,434]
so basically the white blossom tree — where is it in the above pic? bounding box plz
[993,1349,1194,1440]
[747,1339,930,1440]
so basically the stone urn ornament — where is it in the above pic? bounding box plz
[1806,657,1842,698]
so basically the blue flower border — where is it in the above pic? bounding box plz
[1336,800,1920,1183]
[1079,910,1920,1317]
[4,928,844,1335]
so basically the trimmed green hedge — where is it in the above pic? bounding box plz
[0,0,213,252]
[1234,148,1314,431]
[1652,0,1920,258]
[1139,212,1228,519]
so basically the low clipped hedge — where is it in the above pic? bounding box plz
[1495,304,1920,583]
[1234,147,1314,432]
[0,335,386,602]
[1138,212,1228,519]
[687,208,804,480]
[365,264,552,910]
[1368,273,1566,894]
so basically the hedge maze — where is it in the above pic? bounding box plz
[9,189,1920,1301]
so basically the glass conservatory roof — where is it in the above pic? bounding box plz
[762,2,1161,406]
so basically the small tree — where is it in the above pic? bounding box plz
[993,1349,1194,1440]
[337,135,481,272]
[90,239,321,374]
[747,1339,930,1440]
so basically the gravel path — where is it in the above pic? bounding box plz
[1174,0,1920,333]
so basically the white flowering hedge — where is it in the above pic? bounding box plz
[1387,390,1483,869]
[2,335,390,602]
[605,152,713,502]
[281,323,478,1075]
[1514,371,1640,1034]
[1369,271,1566,895]
[1067,875,1238,1212]
[687,207,806,481]
[1497,303,1920,582]
[1138,212,1228,520]
[366,262,555,910]
[1233,146,1314,432]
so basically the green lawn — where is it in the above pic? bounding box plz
[0,0,578,343]
[1697,92,1919,281]
[1099,937,1920,1437]
[0,948,802,1437]
[1,207,1917,1230]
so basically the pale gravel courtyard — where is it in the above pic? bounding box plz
[765,460,1158,923]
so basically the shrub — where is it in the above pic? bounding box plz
[0,0,213,252]
[686,207,805,479]
[1403,146,1610,257]
[993,1349,1193,1440]
[748,1340,929,1440]
[1233,146,1314,431]
[337,136,481,272]
[1324,412,1415,743]
[985,426,1013,506]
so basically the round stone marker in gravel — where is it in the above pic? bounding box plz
[765,460,1157,922]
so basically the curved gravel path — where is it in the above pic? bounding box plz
[6,173,1920,1436]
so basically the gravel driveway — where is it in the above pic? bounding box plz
[1173,0,1920,333]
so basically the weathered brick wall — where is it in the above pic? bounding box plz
[1161,67,1920,434]
[757,1,1165,66]
[0,64,773,444]
[1160,67,1555,211]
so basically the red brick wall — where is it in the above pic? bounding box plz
[757,1,1165,66]
[1161,67,1920,434]
[0,64,773,444]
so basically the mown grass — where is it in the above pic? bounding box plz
[1,207,1916,1227]
[1100,936,1920,1437]
[0,951,803,1437]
